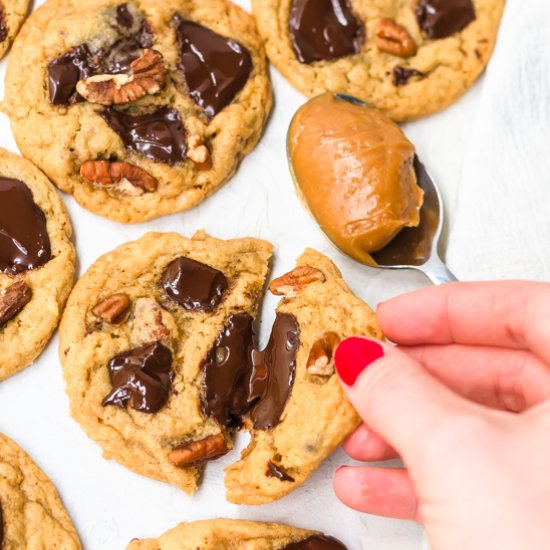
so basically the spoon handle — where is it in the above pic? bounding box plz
[420,255,458,285]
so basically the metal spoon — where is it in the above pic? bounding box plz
[287,93,457,285]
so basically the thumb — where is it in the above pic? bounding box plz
[335,337,471,463]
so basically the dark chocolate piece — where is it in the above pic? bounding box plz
[284,536,347,550]
[0,178,51,275]
[116,4,134,29]
[289,0,364,64]
[203,313,255,427]
[0,7,7,44]
[100,106,186,164]
[248,313,300,430]
[161,256,228,311]
[48,45,95,105]
[202,312,300,431]
[48,9,152,105]
[393,66,426,86]
[173,16,252,118]
[266,461,295,482]
[99,21,153,75]
[0,281,33,329]
[102,341,173,413]
[416,0,476,39]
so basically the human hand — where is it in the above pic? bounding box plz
[333,282,550,550]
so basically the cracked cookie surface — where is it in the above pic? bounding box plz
[0,433,82,549]
[60,231,273,493]
[0,0,28,59]
[252,0,504,121]
[60,232,382,504]
[0,147,75,382]
[4,0,272,223]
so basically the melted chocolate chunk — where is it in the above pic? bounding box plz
[289,0,364,64]
[0,8,7,44]
[116,4,134,29]
[102,342,173,413]
[48,7,152,105]
[284,536,347,550]
[266,461,295,482]
[416,0,476,39]
[203,313,255,427]
[0,178,51,275]
[173,16,253,118]
[161,256,228,311]
[202,312,300,431]
[100,106,186,164]
[393,66,426,86]
[48,45,95,105]
[249,313,300,430]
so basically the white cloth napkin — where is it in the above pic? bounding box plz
[447,0,550,281]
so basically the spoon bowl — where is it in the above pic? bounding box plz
[287,93,457,285]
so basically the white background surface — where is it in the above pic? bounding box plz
[0,0,548,548]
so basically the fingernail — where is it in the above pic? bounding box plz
[335,337,385,386]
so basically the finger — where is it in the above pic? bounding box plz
[377,281,550,363]
[403,344,550,412]
[334,337,476,464]
[344,424,399,462]
[334,465,419,520]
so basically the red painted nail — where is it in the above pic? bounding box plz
[334,337,385,386]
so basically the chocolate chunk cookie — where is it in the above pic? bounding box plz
[60,231,273,493]
[126,519,346,549]
[225,248,382,504]
[0,0,29,60]
[252,0,504,120]
[4,0,271,223]
[0,147,75,382]
[0,433,82,549]
[60,232,381,503]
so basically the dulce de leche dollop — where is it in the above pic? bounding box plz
[288,94,424,264]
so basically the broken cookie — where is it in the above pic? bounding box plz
[60,233,381,503]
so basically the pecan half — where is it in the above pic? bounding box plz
[92,293,130,324]
[80,160,157,193]
[0,281,32,329]
[131,297,177,345]
[307,332,340,376]
[76,49,168,105]
[269,266,326,297]
[376,19,417,58]
[187,134,211,168]
[168,433,229,468]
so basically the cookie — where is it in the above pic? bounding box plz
[126,519,346,549]
[252,0,504,120]
[60,231,274,493]
[225,248,382,504]
[59,232,381,501]
[0,0,28,59]
[0,433,82,549]
[0,147,75,382]
[4,0,272,223]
